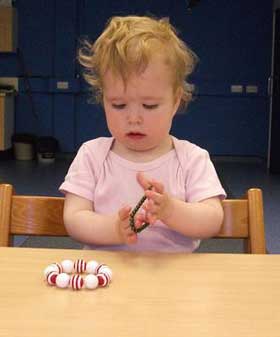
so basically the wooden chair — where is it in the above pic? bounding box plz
[0,184,266,253]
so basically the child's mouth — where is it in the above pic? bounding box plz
[126,132,146,140]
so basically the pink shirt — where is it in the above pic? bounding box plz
[59,136,226,252]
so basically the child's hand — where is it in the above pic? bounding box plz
[117,206,137,244]
[135,172,172,226]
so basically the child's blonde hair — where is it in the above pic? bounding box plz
[78,16,198,108]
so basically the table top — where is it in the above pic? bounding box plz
[0,247,279,337]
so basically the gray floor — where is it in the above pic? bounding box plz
[0,155,279,253]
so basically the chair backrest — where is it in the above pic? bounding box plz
[215,188,266,253]
[0,184,67,246]
[0,184,266,252]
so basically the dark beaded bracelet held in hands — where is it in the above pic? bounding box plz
[129,186,152,233]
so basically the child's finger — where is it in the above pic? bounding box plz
[118,206,131,221]
[147,212,157,224]
[136,172,152,190]
[145,190,163,206]
[134,213,148,228]
[126,232,137,244]
[150,180,164,193]
[134,213,146,223]
[136,207,159,225]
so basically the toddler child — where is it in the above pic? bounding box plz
[59,15,226,252]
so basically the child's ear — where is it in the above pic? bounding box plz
[172,87,183,115]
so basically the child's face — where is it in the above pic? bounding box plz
[102,57,182,156]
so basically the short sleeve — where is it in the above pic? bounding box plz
[59,143,97,201]
[185,147,226,202]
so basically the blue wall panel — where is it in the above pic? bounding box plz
[15,93,53,136]
[54,0,77,77]
[0,54,18,76]
[172,96,269,156]
[17,0,55,76]
[80,0,172,39]
[15,94,38,134]
[53,94,75,152]
[19,78,48,92]
[0,0,273,156]
[172,0,272,83]
[76,95,109,147]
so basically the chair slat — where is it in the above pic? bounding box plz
[247,189,266,254]
[10,196,67,236]
[0,184,13,246]
[217,200,249,238]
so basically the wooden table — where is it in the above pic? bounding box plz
[0,247,279,337]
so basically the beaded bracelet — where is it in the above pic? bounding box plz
[44,259,112,290]
[129,186,152,233]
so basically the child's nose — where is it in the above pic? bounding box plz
[127,107,142,124]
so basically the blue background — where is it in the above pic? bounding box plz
[0,0,273,156]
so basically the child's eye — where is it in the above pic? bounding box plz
[112,104,126,109]
[143,104,159,110]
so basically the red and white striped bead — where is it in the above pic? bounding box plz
[70,274,84,290]
[74,259,87,273]
[97,264,113,280]
[44,263,62,278]
[96,264,106,274]
[52,262,63,273]
[46,271,58,286]
[97,273,110,287]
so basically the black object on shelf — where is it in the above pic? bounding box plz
[37,136,58,163]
